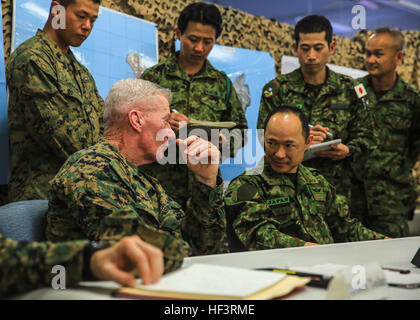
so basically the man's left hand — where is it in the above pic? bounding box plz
[315,143,349,161]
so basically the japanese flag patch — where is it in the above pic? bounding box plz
[354,83,367,99]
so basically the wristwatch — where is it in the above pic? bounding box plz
[82,241,109,280]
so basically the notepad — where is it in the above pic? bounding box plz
[188,119,237,129]
[303,139,342,161]
[115,263,309,300]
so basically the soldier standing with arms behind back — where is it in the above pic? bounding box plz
[6,0,104,201]
[351,28,420,237]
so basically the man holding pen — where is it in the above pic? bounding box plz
[140,3,247,209]
[257,15,373,204]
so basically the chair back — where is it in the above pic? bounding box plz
[0,200,48,241]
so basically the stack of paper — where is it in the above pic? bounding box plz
[116,264,309,300]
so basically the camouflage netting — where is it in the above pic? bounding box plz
[1,0,420,207]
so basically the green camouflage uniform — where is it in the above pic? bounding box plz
[0,229,185,298]
[6,29,104,202]
[0,234,87,298]
[257,67,374,202]
[350,75,420,237]
[224,159,385,250]
[46,139,228,257]
[141,52,247,208]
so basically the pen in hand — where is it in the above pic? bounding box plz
[308,124,333,138]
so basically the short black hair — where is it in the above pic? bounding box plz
[263,105,310,140]
[294,14,333,45]
[177,2,223,38]
[58,0,101,7]
[373,27,405,52]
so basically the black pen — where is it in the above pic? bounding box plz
[255,268,331,289]
[382,267,411,274]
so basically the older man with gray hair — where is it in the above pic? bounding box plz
[46,78,228,272]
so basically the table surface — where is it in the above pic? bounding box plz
[13,236,420,300]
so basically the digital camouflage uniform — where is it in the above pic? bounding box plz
[0,234,87,298]
[257,68,374,202]
[6,29,104,202]
[46,139,229,256]
[141,52,247,208]
[0,228,185,298]
[224,159,385,250]
[350,75,420,238]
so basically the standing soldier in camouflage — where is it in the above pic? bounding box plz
[0,233,176,298]
[46,78,228,256]
[257,15,373,203]
[6,0,104,202]
[225,106,388,251]
[351,28,420,238]
[141,2,248,208]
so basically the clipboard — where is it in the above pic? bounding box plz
[303,139,342,161]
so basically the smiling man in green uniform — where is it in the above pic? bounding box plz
[225,106,388,251]
[6,0,104,201]
[141,2,247,208]
[350,28,420,237]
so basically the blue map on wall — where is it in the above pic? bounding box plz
[0,0,159,183]
[0,4,9,184]
[176,41,276,181]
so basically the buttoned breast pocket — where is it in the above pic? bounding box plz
[307,186,328,217]
[160,200,183,233]
[57,79,84,105]
[383,110,411,132]
[169,89,187,110]
[200,91,227,121]
[322,102,350,136]
[160,215,181,233]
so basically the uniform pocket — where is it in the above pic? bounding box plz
[201,93,227,114]
[269,203,295,228]
[383,111,410,132]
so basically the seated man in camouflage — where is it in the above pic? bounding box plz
[224,105,389,251]
[46,78,228,258]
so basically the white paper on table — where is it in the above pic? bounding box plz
[136,263,286,298]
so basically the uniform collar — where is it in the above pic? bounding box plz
[288,66,343,96]
[164,51,220,79]
[35,29,76,64]
[260,157,316,188]
[98,138,140,173]
[99,138,153,193]
[362,74,406,102]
